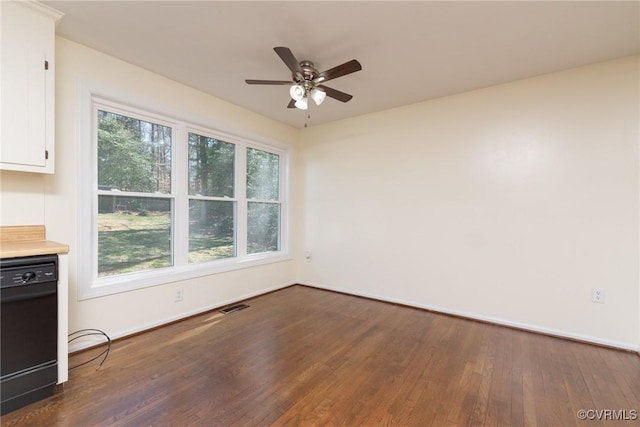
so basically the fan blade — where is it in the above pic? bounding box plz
[318,85,353,103]
[315,59,362,84]
[287,99,296,109]
[274,47,302,75]
[245,79,292,85]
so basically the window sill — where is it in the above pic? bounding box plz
[78,251,292,300]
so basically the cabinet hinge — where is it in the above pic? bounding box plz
[45,150,49,160]
[45,60,49,70]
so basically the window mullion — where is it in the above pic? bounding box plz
[173,125,189,266]
[236,142,247,257]
[246,198,280,204]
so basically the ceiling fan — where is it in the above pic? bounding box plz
[245,47,362,110]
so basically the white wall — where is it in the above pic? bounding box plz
[39,37,300,344]
[0,171,46,224]
[298,56,640,350]
[2,37,637,352]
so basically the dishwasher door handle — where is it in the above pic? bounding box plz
[1,283,57,304]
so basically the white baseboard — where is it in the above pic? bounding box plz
[299,281,639,353]
[68,280,296,353]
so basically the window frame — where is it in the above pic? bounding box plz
[94,104,178,279]
[77,90,290,300]
[246,146,283,254]
[186,127,239,263]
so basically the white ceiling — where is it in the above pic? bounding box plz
[45,1,639,128]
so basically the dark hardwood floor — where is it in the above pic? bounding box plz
[2,285,639,426]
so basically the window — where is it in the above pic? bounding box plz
[247,147,281,254]
[188,132,236,263]
[97,110,174,277]
[79,96,289,299]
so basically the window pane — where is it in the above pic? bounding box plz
[97,110,172,194]
[247,202,280,254]
[98,196,172,276]
[189,200,235,263]
[246,148,279,200]
[188,133,235,197]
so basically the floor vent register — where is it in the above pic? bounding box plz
[220,304,249,315]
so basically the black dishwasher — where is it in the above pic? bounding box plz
[0,254,58,415]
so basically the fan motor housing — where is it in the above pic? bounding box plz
[294,60,319,82]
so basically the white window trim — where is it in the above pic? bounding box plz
[77,83,291,300]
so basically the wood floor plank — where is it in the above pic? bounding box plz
[1,285,639,426]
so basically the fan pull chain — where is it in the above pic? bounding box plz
[304,100,311,127]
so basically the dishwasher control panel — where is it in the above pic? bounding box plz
[0,256,58,288]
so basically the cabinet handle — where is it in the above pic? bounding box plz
[45,60,49,70]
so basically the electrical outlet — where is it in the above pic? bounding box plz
[304,251,312,262]
[175,288,184,302]
[591,288,605,304]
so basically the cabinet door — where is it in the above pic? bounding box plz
[0,2,61,173]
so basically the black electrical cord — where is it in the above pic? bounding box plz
[68,329,112,370]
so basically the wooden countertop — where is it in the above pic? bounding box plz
[0,225,69,259]
[0,240,69,258]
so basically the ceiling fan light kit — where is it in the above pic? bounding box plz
[290,84,305,101]
[294,97,308,110]
[289,85,326,110]
[310,87,326,106]
[246,46,362,111]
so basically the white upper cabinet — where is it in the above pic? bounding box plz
[1,1,63,174]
